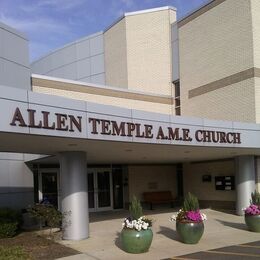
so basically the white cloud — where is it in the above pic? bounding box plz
[0,15,68,34]
[37,0,86,10]
[120,0,134,7]
[0,13,70,35]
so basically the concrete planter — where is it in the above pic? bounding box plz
[176,221,204,244]
[121,228,153,254]
[245,214,260,232]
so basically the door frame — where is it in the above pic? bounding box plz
[38,167,114,212]
[38,168,60,209]
[88,168,113,212]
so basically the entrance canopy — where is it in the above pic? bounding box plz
[1,85,260,164]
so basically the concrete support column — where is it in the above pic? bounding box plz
[59,151,88,240]
[235,156,255,215]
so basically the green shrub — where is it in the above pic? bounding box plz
[129,196,143,220]
[183,192,200,212]
[0,246,29,260]
[0,222,18,238]
[27,204,62,229]
[251,190,260,206]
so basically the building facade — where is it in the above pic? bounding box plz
[1,0,260,240]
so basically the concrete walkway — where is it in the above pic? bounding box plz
[57,209,260,260]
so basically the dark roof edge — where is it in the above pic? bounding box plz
[178,0,226,28]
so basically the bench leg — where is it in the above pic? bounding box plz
[150,203,153,210]
[171,202,174,208]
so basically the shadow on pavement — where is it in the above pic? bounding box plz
[216,219,248,231]
[157,225,180,242]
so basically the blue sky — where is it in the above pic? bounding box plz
[0,0,209,61]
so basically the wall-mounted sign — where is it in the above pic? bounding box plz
[88,117,241,144]
[9,107,242,145]
[215,176,235,190]
[10,107,82,132]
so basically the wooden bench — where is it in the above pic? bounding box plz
[143,191,175,210]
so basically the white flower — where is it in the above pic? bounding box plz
[122,216,151,231]
[201,213,207,221]
[170,214,177,222]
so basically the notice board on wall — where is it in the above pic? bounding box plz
[215,176,235,190]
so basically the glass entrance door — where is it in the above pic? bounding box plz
[88,168,113,212]
[39,169,59,208]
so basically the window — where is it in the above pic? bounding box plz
[174,80,181,116]
[174,81,180,98]
[175,106,181,116]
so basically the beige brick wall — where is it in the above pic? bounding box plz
[251,0,260,123]
[104,8,176,96]
[256,157,260,192]
[126,9,175,96]
[128,165,177,201]
[183,160,236,202]
[251,0,260,68]
[179,0,255,121]
[33,86,172,114]
[182,79,256,122]
[254,77,260,123]
[104,19,128,89]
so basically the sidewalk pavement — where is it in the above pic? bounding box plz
[56,209,260,260]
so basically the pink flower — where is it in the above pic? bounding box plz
[244,204,260,215]
[186,210,202,222]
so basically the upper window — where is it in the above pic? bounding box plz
[173,80,181,116]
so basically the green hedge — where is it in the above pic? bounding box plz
[0,222,18,238]
[0,208,21,238]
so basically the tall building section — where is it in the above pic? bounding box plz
[178,0,256,122]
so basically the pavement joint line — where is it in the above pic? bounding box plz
[206,250,260,257]
[170,257,197,260]
[82,252,101,260]
[235,244,260,249]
